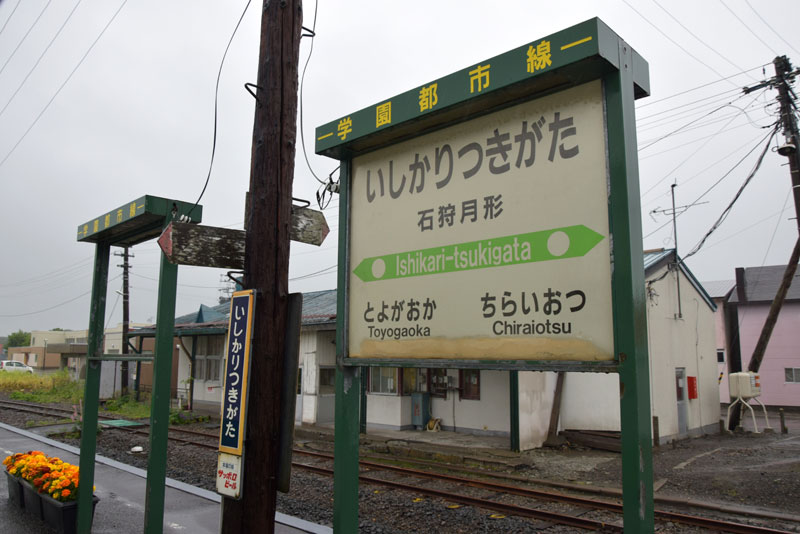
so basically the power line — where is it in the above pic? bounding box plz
[686,126,777,206]
[0,0,53,79]
[130,271,222,290]
[187,0,252,220]
[289,264,336,282]
[0,274,121,318]
[637,87,742,125]
[641,90,767,198]
[698,201,792,253]
[639,122,755,161]
[621,0,737,85]
[639,101,768,145]
[298,0,324,185]
[651,0,758,82]
[743,0,800,57]
[0,0,128,171]
[641,130,768,212]
[636,64,768,109]
[0,255,93,287]
[0,0,22,38]
[0,0,83,121]
[638,101,734,151]
[643,128,776,240]
[683,126,777,259]
[720,0,779,57]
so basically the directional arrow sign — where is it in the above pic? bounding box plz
[352,225,604,283]
[158,207,329,269]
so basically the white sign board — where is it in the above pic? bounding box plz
[348,81,613,362]
[216,452,243,499]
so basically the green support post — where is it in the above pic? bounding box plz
[76,243,110,534]
[333,159,361,532]
[143,238,179,534]
[606,41,654,532]
[359,366,367,434]
[509,371,520,452]
[333,366,361,532]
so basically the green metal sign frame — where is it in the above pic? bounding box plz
[317,17,654,533]
[75,196,202,534]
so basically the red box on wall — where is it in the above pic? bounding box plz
[687,376,698,399]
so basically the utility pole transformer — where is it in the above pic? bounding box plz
[219,1,302,533]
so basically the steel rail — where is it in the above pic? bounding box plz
[295,461,617,531]
[294,449,794,534]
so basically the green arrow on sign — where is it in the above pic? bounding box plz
[353,225,605,283]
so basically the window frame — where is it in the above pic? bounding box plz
[319,367,336,395]
[459,369,480,401]
[785,368,800,383]
[368,367,399,395]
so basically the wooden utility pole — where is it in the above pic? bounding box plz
[743,56,800,374]
[730,56,800,430]
[114,247,131,395]
[219,1,302,532]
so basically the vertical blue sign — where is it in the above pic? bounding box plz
[219,290,255,455]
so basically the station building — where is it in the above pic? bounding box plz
[142,248,718,449]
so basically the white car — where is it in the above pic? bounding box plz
[0,360,34,373]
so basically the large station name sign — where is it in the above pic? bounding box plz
[317,18,649,365]
[350,82,612,362]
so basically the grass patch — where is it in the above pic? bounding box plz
[1,370,83,404]
[102,395,150,420]
[169,409,210,425]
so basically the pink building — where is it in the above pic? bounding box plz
[718,265,800,407]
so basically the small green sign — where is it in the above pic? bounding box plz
[353,225,604,282]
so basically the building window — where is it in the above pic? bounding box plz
[319,367,336,395]
[429,368,448,398]
[401,368,428,395]
[368,367,398,395]
[297,368,303,395]
[206,357,221,381]
[193,358,205,380]
[717,349,725,363]
[193,356,222,381]
[459,369,480,400]
[785,368,800,383]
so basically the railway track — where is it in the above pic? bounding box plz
[2,399,796,533]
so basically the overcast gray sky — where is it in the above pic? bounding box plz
[1,0,798,336]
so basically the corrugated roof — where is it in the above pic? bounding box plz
[729,265,800,304]
[167,290,337,332]
[700,280,735,300]
[642,248,672,272]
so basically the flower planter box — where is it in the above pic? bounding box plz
[21,480,43,519]
[41,491,99,534]
[4,471,24,508]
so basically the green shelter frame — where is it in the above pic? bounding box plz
[317,18,654,533]
[75,195,202,534]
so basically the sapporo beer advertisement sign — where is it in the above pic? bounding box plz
[348,80,613,362]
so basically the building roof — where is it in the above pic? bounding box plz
[729,265,800,304]
[699,280,736,300]
[135,290,339,338]
[643,248,716,311]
